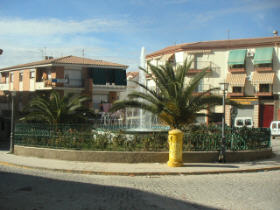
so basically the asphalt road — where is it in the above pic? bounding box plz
[0,164,279,210]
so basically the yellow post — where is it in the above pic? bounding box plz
[167,129,183,167]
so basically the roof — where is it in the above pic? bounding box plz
[127,72,139,79]
[0,55,128,71]
[146,36,280,58]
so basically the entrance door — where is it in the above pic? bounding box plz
[260,105,274,128]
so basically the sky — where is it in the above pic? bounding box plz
[0,0,279,71]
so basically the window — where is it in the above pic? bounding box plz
[30,71,35,79]
[230,64,245,69]
[232,86,242,93]
[236,119,244,126]
[193,54,204,69]
[245,119,252,126]
[10,73,13,82]
[259,84,270,92]
[195,80,204,92]
[19,72,23,82]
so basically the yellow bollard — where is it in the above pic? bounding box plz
[167,129,183,167]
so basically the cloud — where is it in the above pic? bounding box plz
[182,0,280,26]
[0,17,139,70]
[0,17,128,36]
[129,0,188,5]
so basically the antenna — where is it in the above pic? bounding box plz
[82,49,85,64]
[227,29,230,40]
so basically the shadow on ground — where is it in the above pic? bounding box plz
[0,170,217,210]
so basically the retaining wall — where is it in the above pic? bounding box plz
[14,145,273,163]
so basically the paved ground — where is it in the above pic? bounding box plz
[0,164,279,210]
[0,140,280,175]
[0,139,279,209]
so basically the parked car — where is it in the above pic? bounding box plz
[234,117,253,128]
[270,121,280,138]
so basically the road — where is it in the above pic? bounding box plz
[0,164,279,210]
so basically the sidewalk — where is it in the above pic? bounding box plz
[1,148,280,176]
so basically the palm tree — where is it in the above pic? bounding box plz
[20,90,94,124]
[110,60,232,129]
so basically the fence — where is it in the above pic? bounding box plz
[14,123,271,151]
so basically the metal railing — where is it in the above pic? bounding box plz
[14,123,271,151]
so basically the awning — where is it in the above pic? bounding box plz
[228,49,247,65]
[254,47,273,64]
[226,73,246,86]
[252,72,275,84]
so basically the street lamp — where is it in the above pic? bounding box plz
[219,82,229,162]
[9,91,16,153]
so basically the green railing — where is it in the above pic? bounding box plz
[14,123,271,151]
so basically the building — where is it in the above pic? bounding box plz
[145,36,280,128]
[0,55,128,119]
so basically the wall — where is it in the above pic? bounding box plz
[14,145,272,163]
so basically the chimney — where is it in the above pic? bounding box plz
[45,56,54,60]
[273,30,278,36]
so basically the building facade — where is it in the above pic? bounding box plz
[146,36,280,128]
[0,55,128,119]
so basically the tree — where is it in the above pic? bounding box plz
[20,91,94,124]
[110,60,233,129]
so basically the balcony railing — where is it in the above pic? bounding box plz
[0,83,9,91]
[35,79,84,90]
[227,92,245,97]
[92,83,126,90]
[255,66,273,72]
[192,84,213,95]
[187,61,213,74]
[256,92,273,97]
[228,67,246,73]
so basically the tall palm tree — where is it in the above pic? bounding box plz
[110,60,232,129]
[20,91,94,124]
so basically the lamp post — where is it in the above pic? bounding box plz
[9,91,16,153]
[219,82,228,162]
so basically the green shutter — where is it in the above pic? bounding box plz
[254,47,273,64]
[89,68,106,85]
[115,69,127,86]
[228,49,247,65]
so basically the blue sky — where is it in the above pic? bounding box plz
[0,0,279,71]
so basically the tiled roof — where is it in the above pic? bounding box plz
[0,55,128,71]
[146,36,280,58]
[127,72,139,79]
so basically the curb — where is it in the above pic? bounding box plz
[1,161,280,176]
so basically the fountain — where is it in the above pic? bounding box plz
[123,47,169,134]
[97,47,169,134]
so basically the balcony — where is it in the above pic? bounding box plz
[255,84,273,97]
[228,67,245,73]
[227,92,245,97]
[256,91,273,97]
[192,84,213,96]
[35,79,84,90]
[255,64,273,72]
[93,83,126,91]
[0,83,9,91]
[187,61,213,74]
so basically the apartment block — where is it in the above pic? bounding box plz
[146,36,280,128]
[0,55,128,119]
